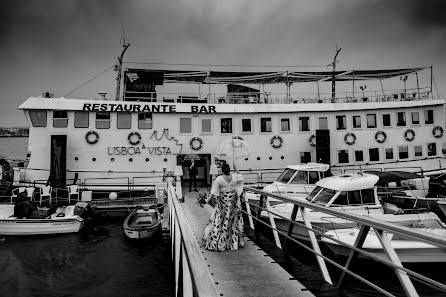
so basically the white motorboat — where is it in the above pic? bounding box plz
[262,173,442,241]
[123,206,162,239]
[0,203,88,235]
[322,220,446,263]
[245,162,330,206]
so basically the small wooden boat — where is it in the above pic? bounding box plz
[123,206,161,239]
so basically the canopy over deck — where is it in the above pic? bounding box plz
[126,67,426,85]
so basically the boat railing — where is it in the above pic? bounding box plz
[243,186,446,296]
[135,86,433,105]
[166,179,220,297]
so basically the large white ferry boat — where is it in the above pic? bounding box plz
[11,63,446,193]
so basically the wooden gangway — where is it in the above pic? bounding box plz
[173,189,317,297]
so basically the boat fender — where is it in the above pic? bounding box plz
[433,126,444,138]
[85,131,99,144]
[309,134,316,146]
[404,129,415,141]
[270,135,283,148]
[344,132,356,145]
[128,132,142,145]
[190,137,203,150]
[375,130,387,143]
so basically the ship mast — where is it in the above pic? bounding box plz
[115,31,130,101]
[329,45,341,100]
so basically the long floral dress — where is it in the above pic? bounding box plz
[203,174,244,251]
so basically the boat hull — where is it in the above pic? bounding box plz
[322,229,446,263]
[0,218,84,235]
[123,207,161,240]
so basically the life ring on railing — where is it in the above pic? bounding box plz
[85,131,99,144]
[375,130,387,143]
[309,134,316,146]
[190,137,203,150]
[404,129,415,141]
[433,126,444,138]
[128,132,141,145]
[270,135,283,148]
[344,132,356,145]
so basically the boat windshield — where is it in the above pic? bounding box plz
[310,187,337,205]
[331,189,376,206]
[277,168,296,183]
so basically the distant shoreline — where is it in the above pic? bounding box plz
[0,135,29,138]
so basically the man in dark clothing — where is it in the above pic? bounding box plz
[189,161,198,192]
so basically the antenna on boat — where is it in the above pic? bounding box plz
[328,45,341,100]
[115,26,131,101]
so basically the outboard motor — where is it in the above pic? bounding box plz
[74,202,97,227]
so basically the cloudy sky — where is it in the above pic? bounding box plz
[1,0,446,127]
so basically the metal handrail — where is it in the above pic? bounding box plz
[167,181,219,297]
[244,186,446,296]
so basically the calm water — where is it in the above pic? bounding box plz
[0,137,29,161]
[0,137,173,297]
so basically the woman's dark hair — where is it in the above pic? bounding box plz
[221,163,231,175]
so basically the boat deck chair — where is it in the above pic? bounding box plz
[39,185,52,206]
[67,185,80,204]
[11,187,35,204]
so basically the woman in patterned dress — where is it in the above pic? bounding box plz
[203,163,244,251]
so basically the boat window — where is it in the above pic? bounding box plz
[53,110,68,128]
[180,118,192,134]
[355,150,364,162]
[398,145,409,159]
[221,118,232,133]
[336,115,346,130]
[277,168,296,183]
[74,111,89,128]
[201,119,212,133]
[241,119,252,132]
[361,188,376,204]
[385,148,394,160]
[308,171,320,184]
[290,171,308,184]
[333,191,349,205]
[424,109,434,124]
[280,118,290,132]
[352,115,361,128]
[427,143,437,156]
[369,148,379,162]
[414,145,423,157]
[411,112,420,125]
[311,187,337,205]
[299,117,310,132]
[29,110,47,127]
[138,112,152,129]
[396,112,406,126]
[382,114,391,127]
[318,117,328,129]
[300,152,311,163]
[338,150,349,163]
[117,113,132,129]
[366,114,377,128]
[260,118,272,133]
[96,112,110,129]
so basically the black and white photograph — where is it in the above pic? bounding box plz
[1,1,446,296]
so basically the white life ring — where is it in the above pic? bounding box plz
[270,135,283,148]
[85,131,99,144]
[375,131,387,143]
[433,126,444,138]
[344,132,356,145]
[190,137,203,150]
[309,134,316,146]
[404,129,415,141]
[128,132,142,145]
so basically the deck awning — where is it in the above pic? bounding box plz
[127,67,426,84]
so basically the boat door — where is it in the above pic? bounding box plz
[50,135,67,188]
